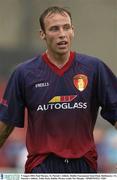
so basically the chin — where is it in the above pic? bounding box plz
[57,49,69,55]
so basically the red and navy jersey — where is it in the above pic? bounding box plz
[0,52,117,172]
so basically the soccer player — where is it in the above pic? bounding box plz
[0,6,117,173]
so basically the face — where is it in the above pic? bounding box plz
[40,12,74,56]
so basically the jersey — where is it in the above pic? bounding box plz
[0,51,117,173]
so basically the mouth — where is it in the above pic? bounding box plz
[57,41,68,48]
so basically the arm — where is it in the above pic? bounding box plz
[115,121,117,129]
[0,121,14,148]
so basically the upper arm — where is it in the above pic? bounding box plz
[97,61,117,126]
[0,120,14,148]
[0,120,13,131]
[114,121,117,129]
[0,68,25,127]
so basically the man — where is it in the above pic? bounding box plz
[0,6,117,173]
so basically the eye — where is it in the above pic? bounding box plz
[49,26,59,32]
[63,24,71,30]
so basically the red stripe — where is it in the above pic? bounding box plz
[60,95,77,102]
[60,96,64,102]
[70,95,77,101]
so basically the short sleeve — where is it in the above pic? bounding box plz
[97,61,117,126]
[0,67,25,127]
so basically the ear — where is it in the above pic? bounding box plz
[40,29,46,40]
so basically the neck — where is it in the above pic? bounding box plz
[46,50,70,68]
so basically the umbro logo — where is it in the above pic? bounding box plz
[35,82,49,88]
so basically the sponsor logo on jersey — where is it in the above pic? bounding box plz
[35,82,49,88]
[37,95,87,111]
[49,95,77,103]
[73,74,88,91]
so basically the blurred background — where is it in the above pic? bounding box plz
[0,0,117,173]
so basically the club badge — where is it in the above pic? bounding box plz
[73,74,88,91]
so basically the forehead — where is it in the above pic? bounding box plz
[44,12,71,28]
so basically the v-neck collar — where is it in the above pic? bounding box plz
[42,51,75,76]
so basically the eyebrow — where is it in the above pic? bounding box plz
[50,23,71,28]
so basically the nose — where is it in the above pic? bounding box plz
[59,28,66,38]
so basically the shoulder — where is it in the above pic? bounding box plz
[10,54,42,78]
[74,52,106,71]
[15,54,41,71]
[75,52,103,65]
